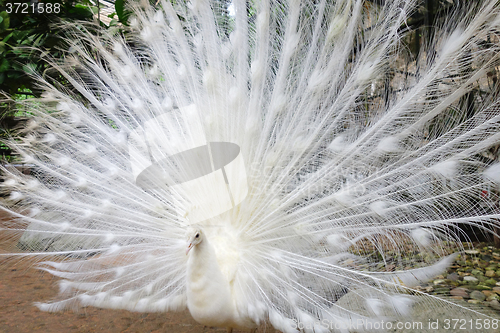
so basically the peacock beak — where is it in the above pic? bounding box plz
[186,243,194,255]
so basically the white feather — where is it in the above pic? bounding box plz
[1,1,500,332]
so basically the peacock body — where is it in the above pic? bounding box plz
[2,0,500,332]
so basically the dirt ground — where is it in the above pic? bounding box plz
[0,211,274,333]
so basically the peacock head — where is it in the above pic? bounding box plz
[186,227,203,255]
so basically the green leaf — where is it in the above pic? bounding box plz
[13,30,30,42]
[69,5,94,19]
[0,58,9,72]
[3,32,13,43]
[0,11,9,30]
[115,0,131,25]
[33,34,45,47]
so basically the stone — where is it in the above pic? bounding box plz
[468,299,482,304]
[446,273,460,281]
[463,276,478,283]
[473,285,492,291]
[464,250,479,255]
[481,254,492,261]
[471,269,483,276]
[450,288,469,298]
[489,300,500,311]
[470,290,486,301]
[482,290,496,297]
[485,270,496,277]
[484,279,497,286]
[433,279,446,285]
[492,287,500,294]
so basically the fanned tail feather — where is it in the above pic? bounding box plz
[1,0,500,331]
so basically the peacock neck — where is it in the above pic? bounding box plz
[187,239,218,281]
[186,235,236,327]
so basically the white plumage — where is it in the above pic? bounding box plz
[2,0,500,332]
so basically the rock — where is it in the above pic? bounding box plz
[433,279,446,285]
[446,273,460,281]
[465,250,479,255]
[468,299,482,304]
[471,269,483,276]
[492,287,500,294]
[450,288,469,298]
[450,296,463,300]
[482,290,496,297]
[481,254,492,261]
[470,290,486,301]
[484,279,497,286]
[485,270,496,277]
[425,286,434,293]
[490,300,500,311]
[432,287,450,295]
[496,281,500,287]
[473,285,492,291]
[463,276,478,283]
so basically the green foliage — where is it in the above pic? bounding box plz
[115,0,131,25]
[0,1,116,100]
[0,0,121,161]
